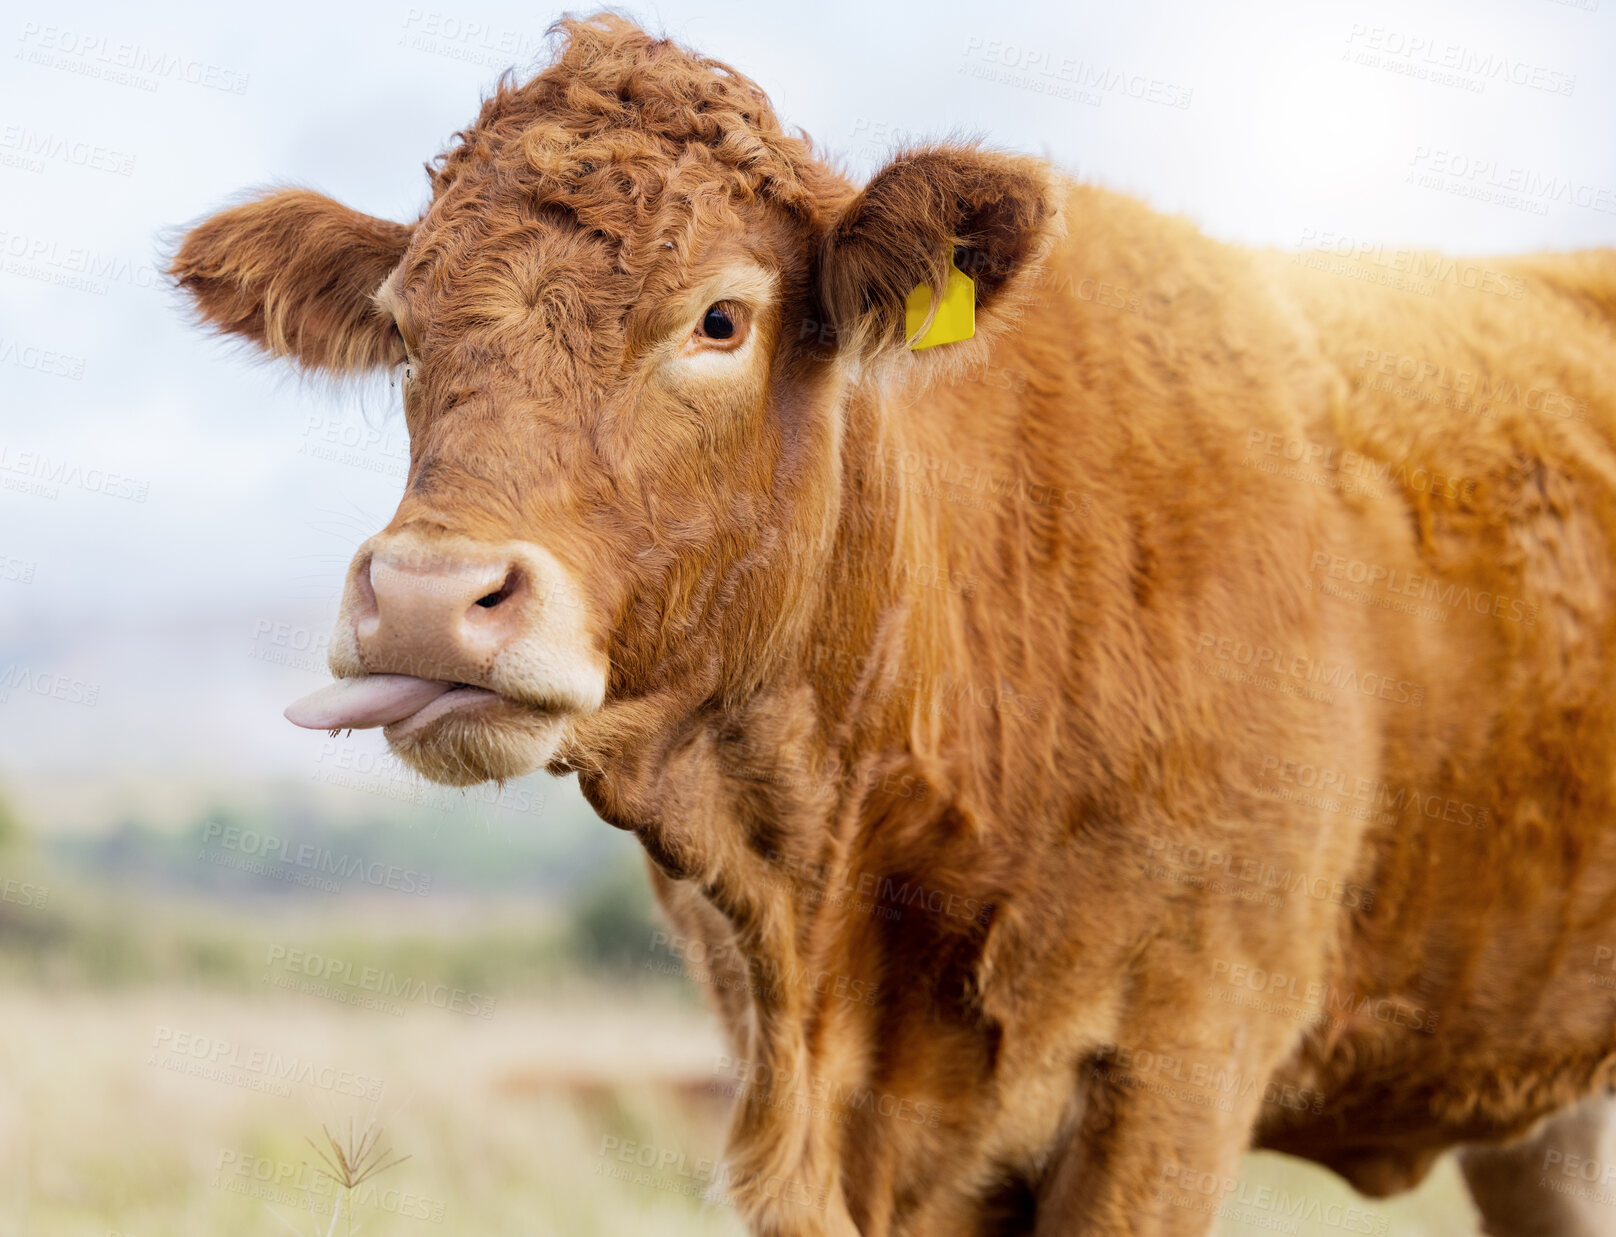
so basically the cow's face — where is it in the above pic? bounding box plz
[172,16,1052,789]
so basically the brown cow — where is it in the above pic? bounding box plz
[170,14,1616,1236]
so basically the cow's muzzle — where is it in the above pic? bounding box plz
[285,528,606,784]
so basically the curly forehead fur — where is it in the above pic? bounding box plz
[388,14,850,404]
[430,13,843,224]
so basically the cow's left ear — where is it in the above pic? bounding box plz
[815,146,1056,360]
[170,189,414,374]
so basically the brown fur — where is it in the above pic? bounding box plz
[171,14,1616,1235]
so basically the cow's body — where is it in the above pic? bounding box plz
[1252,233,1616,1186]
[171,16,1616,1234]
[637,184,1616,1232]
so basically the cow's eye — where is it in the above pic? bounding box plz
[680,301,750,357]
[700,304,735,339]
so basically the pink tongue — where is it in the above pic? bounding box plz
[285,675,454,731]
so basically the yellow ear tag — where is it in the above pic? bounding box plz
[904,262,975,350]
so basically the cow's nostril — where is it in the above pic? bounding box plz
[474,569,520,609]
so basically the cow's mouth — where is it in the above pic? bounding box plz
[384,683,502,737]
[283,674,504,733]
[284,674,568,785]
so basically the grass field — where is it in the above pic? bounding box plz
[0,983,1491,1237]
[0,803,1493,1236]
[4,986,743,1237]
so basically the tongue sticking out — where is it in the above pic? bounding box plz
[285,675,455,731]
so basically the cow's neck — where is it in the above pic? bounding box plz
[630,343,1105,1216]
[595,324,1109,922]
[805,352,1089,818]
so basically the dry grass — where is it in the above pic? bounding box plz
[3,986,743,1237]
[1,986,1484,1236]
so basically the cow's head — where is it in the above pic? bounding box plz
[173,14,1054,792]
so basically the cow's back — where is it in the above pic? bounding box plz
[1238,238,1616,1169]
[925,185,1616,1174]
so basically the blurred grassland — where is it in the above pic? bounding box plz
[0,791,1488,1236]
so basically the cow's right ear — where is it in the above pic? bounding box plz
[170,189,413,374]
[815,146,1057,361]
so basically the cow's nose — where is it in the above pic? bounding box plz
[351,547,528,685]
[317,529,608,730]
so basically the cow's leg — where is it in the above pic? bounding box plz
[1458,1092,1616,1237]
[1030,1007,1295,1237]
[1033,1057,1257,1235]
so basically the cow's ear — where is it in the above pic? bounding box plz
[816,146,1057,360]
[170,189,413,374]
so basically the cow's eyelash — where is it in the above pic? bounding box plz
[385,324,419,386]
[383,319,418,374]
[389,354,416,391]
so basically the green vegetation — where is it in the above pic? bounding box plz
[0,782,1486,1235]
[0,792,674,996]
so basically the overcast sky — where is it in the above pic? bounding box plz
[1,0,1612,816]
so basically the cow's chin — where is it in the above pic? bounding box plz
[384,699,568,786]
